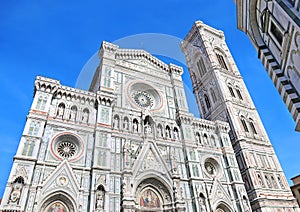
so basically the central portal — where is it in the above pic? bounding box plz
[135,178,173,212]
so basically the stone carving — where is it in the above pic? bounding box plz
[69,107,76,121]
[57,104,65,118]
[96,190,104,210]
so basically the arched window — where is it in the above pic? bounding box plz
[103,67,112,87]
[22,140,35,156]
[210,88,217,103]
[36,96,47,110]
[196,57,207,77]
[28,121,40,136]
[196,132,201,144]
[204,94,211,110]
[216,53,228,70]
[228,86,235,97]
[240,117,249,132]
[236,88,243,100]
[249,119,257,134]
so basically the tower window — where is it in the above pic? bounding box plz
[196,58,207,77]
[241,118,249,132]
[270,21,283,45]
[210,88,217,103]
[102,67,112,88]
[216,53,228,70]
[236,89,243,100]
[204,94,211,109]
[228,86,235,97]
[249,120,257,134]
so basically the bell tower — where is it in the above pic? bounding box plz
[181,21,299,211]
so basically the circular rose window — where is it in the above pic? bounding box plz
[127,82,162,110]
[51,133,83,161]
[203,158,220,178]
[56,141,77,158]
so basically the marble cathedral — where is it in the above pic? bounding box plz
[0,21,298,212]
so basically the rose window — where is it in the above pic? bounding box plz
[203,158,221,178]
[132,91,154,108]
[50,133,83,161]
[204,161,215,175]
[128,82,162,110]
[56,141,77,158]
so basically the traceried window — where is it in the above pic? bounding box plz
[204,94,211,109]
[99,133,108,147]
[236,88,243,100]
[249,119,258,134]
[210,88,217,103]
[28,121,40,136]
[196,57,207,77]
[98,150,107,166]
[240,117,249,132]
[102,67,112,87]
[22,140,35,156]
[216,53,228,70]
[228,86,235,97]
[36,96,47,110]
[100,107,110,123]
[270,21,283,45]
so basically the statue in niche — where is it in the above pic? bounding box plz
[144,121,152,134]
[133,120,138,132]
[199,193,207,212]
[9,177,24,205]
[82,110,89,123]
[113,117,119,129]
[174,130,179,140]
[69,107,76,121]
[242,196,250,212]
[124,118,129,130]
[170,148,178,174]
[57,104,64,118]
[123,141,132,167]
[95,186,105,210]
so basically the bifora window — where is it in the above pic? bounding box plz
[270,21,283,45]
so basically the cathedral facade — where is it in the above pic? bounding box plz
[0,21,298,212]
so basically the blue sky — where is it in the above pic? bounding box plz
[0,1,299,196]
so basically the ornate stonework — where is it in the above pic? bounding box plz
[1,21,287,212]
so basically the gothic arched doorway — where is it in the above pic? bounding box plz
[215,202,232,212]
[135,178,173,212]
[40,192,75,212]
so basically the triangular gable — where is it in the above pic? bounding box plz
[132,141,172,180]
[116,49,169,72]
[40,160,81,198]
[209,179,233,210]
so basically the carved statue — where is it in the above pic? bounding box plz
[82,110,89,123]
[96,189,105,209]
[69,108,76,121]
[133,121,138,132]
[9,183,23,204]
[123,141,131,167]
[199,194,207,212]
[57,105,64,118]
[174,130,178,140]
